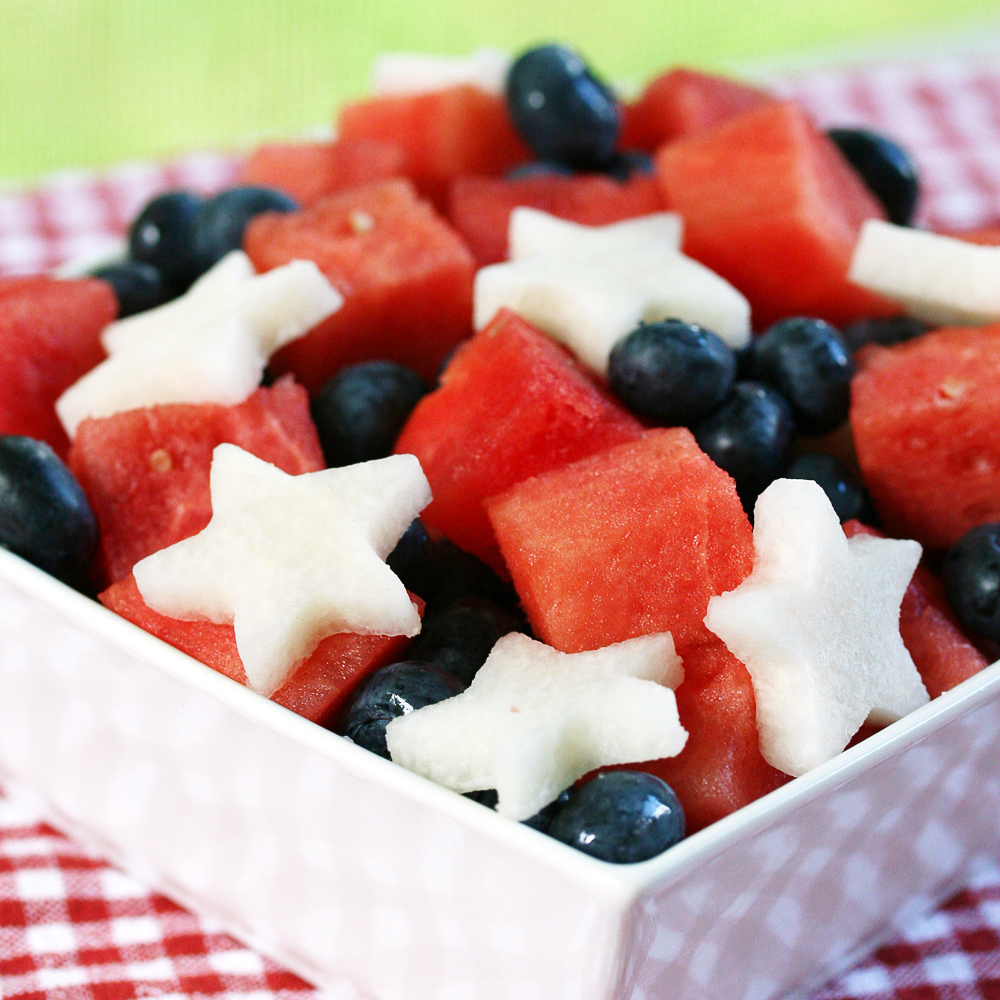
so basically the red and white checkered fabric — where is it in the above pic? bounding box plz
[2,57,1000,1000]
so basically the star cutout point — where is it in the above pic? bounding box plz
[705,478,928,777]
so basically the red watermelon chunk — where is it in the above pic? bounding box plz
[245,179,475,390]
[448,173,664,266]
[394,309,644,572]
[621,68,776,152]
[238,139,406,207]
[69,376,324,586]
[337,86,530,209]
[655,101,899,328]
[486,427,753,655]
[0,276,117,458]
[851,324,1000,549]
[101,574,417,724]
[639,642,790,832]
[843,520,988,698]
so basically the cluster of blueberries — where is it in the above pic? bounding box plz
[95,185,299,317]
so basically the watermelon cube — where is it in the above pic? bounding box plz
[101,573,416,725]
[485,427,753,655]
[0,276,117,458]
[337,85,530,209]
[393,309,644,572]
[639,641,790,832]
[69,376,324,585]
[244,179,475,390]
[850,323,1000,549]
[238,139,406,207]
[843,520,988,698]
[620,68,776,152]
[449,173,664,266]
[655,102,899,328]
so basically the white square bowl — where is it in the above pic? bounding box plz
[1,546,999,1000]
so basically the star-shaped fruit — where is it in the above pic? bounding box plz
[385,631,687,820]
[473,207,750,376]
[56,251,342,436]
[372,47,511,96]
[704,478,928,778]
[133,444,431,697]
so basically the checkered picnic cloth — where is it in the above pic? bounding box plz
[2,57,1000,1000]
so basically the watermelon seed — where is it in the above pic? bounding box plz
[148,448,172,473]
[350,210,375,234]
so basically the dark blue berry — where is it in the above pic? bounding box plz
[92,260,171,318]
[827,127,920,226]
[608,320,736,426]
[407,598,523,686]
[311,361,429,468]
[603,149,654,182]
[335,661,465,758]
[521,789,572,833]
[751,317,854,435]
[464,788,499,809]
[841,316,929,352]
[431,537,521,612]
[785,453,872,523]
[0,436,98,589]
[192,186,298,275]
[693,381,795,513]
[387,519,440,604]
[128,191,204,289]
[505,161,574,181]
[506,45,620,170]
[546,771,685,863]
[943,524,1000,643]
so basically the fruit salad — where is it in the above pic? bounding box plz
[1,44,997,867]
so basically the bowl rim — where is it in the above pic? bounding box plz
[3,544,999,907]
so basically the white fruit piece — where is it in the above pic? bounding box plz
[133,445,431,698]
[704,479,928,778]
[508,207,684,262]
[849,219,1000,326]
[371,48,511,97]
[56,252,341,436]
[385,631,687,821]
[474,208,750,376]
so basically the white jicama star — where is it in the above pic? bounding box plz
[56,251,342,436]
[385,631,687,821]
[133,444,431,698]
[473,208,751,375]
[704,478,929,778]
[371,47,511,97]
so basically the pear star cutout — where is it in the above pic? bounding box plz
[133,444,431,697]
[56,251,342,436]
[385,631,688,820]
[473,207,751,376]
[705,478,929,778]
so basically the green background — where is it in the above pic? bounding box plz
[3,0,999,183]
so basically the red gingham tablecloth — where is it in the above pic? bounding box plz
[1,57,1000,1000]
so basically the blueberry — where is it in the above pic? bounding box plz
[506,44,620,170]
[434,539,522,612]
[407,598,523,686]
[464,788,499,809]
[943,524,1000,643]
[0,436,98,589]
[693,381,795,513]
[505,161,575,181]
[521,789,572,833]
[311,361,429,468]
[603,149,655,182]
[608,320,736,426]
[785,453,872,523]
[92,261,171,318]
[840,316,929,353]
[192,186,298,275]
[546,771,685,863]
[387,519,440,604]
[827,127,920,226]
[751,317,854,435]
[128,191,204,289]
[335,661,465,758]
